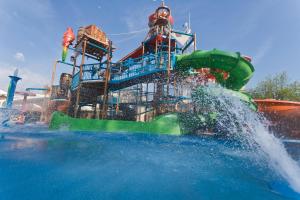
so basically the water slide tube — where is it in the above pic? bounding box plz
[175,49,255,91]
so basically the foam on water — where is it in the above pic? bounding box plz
[192,84,300,194]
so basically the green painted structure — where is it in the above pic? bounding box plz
[50,111,182,135]
[176,49,255,90]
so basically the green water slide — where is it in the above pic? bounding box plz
[49,111,182,135]
[175,49,255,90]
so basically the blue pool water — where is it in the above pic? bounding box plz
[0,127,300,200]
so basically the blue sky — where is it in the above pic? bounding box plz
[0,0,299,91]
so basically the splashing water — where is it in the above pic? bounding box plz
[190,84,300,194]
[0,108,20,127]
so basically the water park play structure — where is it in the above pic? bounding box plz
[47,2,300,136]
[1,2,298,137]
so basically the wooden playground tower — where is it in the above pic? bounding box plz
[70,26,113,119]
[50,2,196,121]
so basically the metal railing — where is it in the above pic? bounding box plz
[110,52,175,83]
[71,52,175,90]
[71,63,107,90]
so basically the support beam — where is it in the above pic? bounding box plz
[68,57,77,116]
[174,78,177,97]
[142,42,145,56]
[171,30,194,37]
[49,60,58,97]
[167,32,171,97]
[75,38,87,118]
[69,47,99,60]
[101,41,112,119]
[87,41,108,53]
[155,32,158,55]
[71,58,77,81]
[57,60,75,67]
[145,82,149,121]
[182,38,193,53]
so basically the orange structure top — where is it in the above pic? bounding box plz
[255,99,300,139]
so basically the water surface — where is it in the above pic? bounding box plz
[0,128,299,200]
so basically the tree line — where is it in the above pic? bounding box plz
[247,72,300,101]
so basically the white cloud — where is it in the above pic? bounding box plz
[14,52,25,62]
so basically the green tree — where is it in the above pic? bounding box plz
[248,72,300,101]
